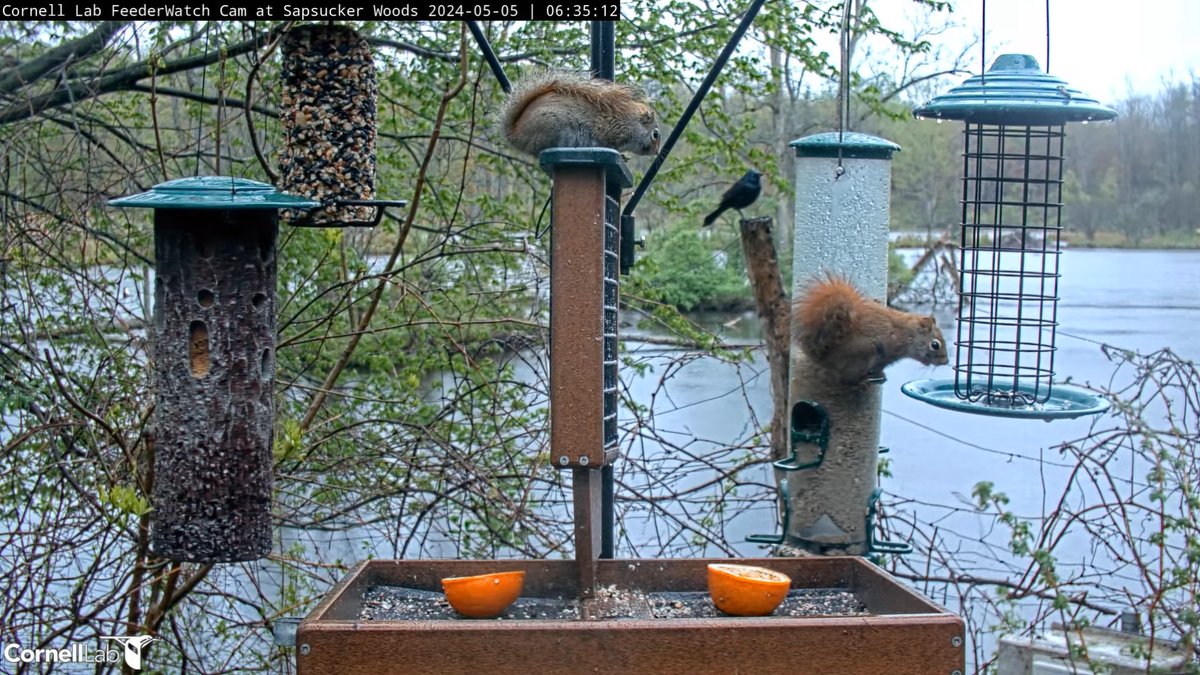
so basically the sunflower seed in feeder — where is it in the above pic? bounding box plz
[280,25,377,226]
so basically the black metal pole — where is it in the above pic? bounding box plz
[466,21,510,93]
[621,0,768,219]
[592,20,617,560]
[590,21,616,81]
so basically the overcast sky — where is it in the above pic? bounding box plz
[874,0,1199,103]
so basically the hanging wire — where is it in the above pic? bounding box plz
[1045,0,1051,73]
[834,0,855,178]
[980,0,986,84]
[215,49,227,176]
[195,23,211,179]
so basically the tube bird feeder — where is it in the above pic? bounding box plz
[781,132,902,556]
[110,177,318,562]
[904,54,1115,420]
[280,24,384,227]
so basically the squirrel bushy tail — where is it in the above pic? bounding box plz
[794,275,861,362]
[792,274,949,385]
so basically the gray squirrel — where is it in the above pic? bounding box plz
[498,70,662,157]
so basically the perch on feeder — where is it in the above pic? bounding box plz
[110,177,318,562]
[904,54,1116,420]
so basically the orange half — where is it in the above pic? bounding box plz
[706,563,791,616]
[441,570,525,618]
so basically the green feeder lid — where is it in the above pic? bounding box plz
[539,148,633,189]
[790,132,900,160]
[109,176,320,210]
[912,54,1117,125]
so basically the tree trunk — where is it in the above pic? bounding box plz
[738,217,789,462]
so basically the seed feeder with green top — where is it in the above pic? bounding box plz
[904,54,1115,420]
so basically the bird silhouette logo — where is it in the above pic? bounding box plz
[100,635,157,670]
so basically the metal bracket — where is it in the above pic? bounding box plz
[747,477,790,544]
[290,198,409,228]
[272,616,301,647]
[866,487,912,555]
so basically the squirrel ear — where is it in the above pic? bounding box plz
[639,109,656,124]
[920,316,935,328]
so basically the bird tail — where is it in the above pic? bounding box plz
[702,207,725,227]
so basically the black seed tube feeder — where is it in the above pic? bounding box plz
[110,177,318,562]
[905,54,1115,420]
[280,24,378,226]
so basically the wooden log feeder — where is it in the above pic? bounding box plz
[110,177,318,563]
[280,24,377,226]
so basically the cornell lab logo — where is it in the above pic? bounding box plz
[2,635,156,670]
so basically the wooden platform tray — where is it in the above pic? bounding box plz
[297,556,964,675]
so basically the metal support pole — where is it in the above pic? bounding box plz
[622,0,768,219]
[466,21,510,93]
[591,19,618,560]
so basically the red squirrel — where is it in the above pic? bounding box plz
[497,70,662,157]
[793,276,949,385]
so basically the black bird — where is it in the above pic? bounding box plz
[703,170,762,227]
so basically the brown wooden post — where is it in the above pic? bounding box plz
[540,149,631,598]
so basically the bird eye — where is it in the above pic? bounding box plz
[931,339,942,351]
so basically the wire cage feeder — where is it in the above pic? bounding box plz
[903,54,1116,420]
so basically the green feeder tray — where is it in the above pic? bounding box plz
[109,176,319,210]
[912,53,1117,126]
[901,379,1110,421]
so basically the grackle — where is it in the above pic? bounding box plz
[702,170,762,227]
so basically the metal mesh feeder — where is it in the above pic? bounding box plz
[905,54,1115,420]
[110,176,318,562]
